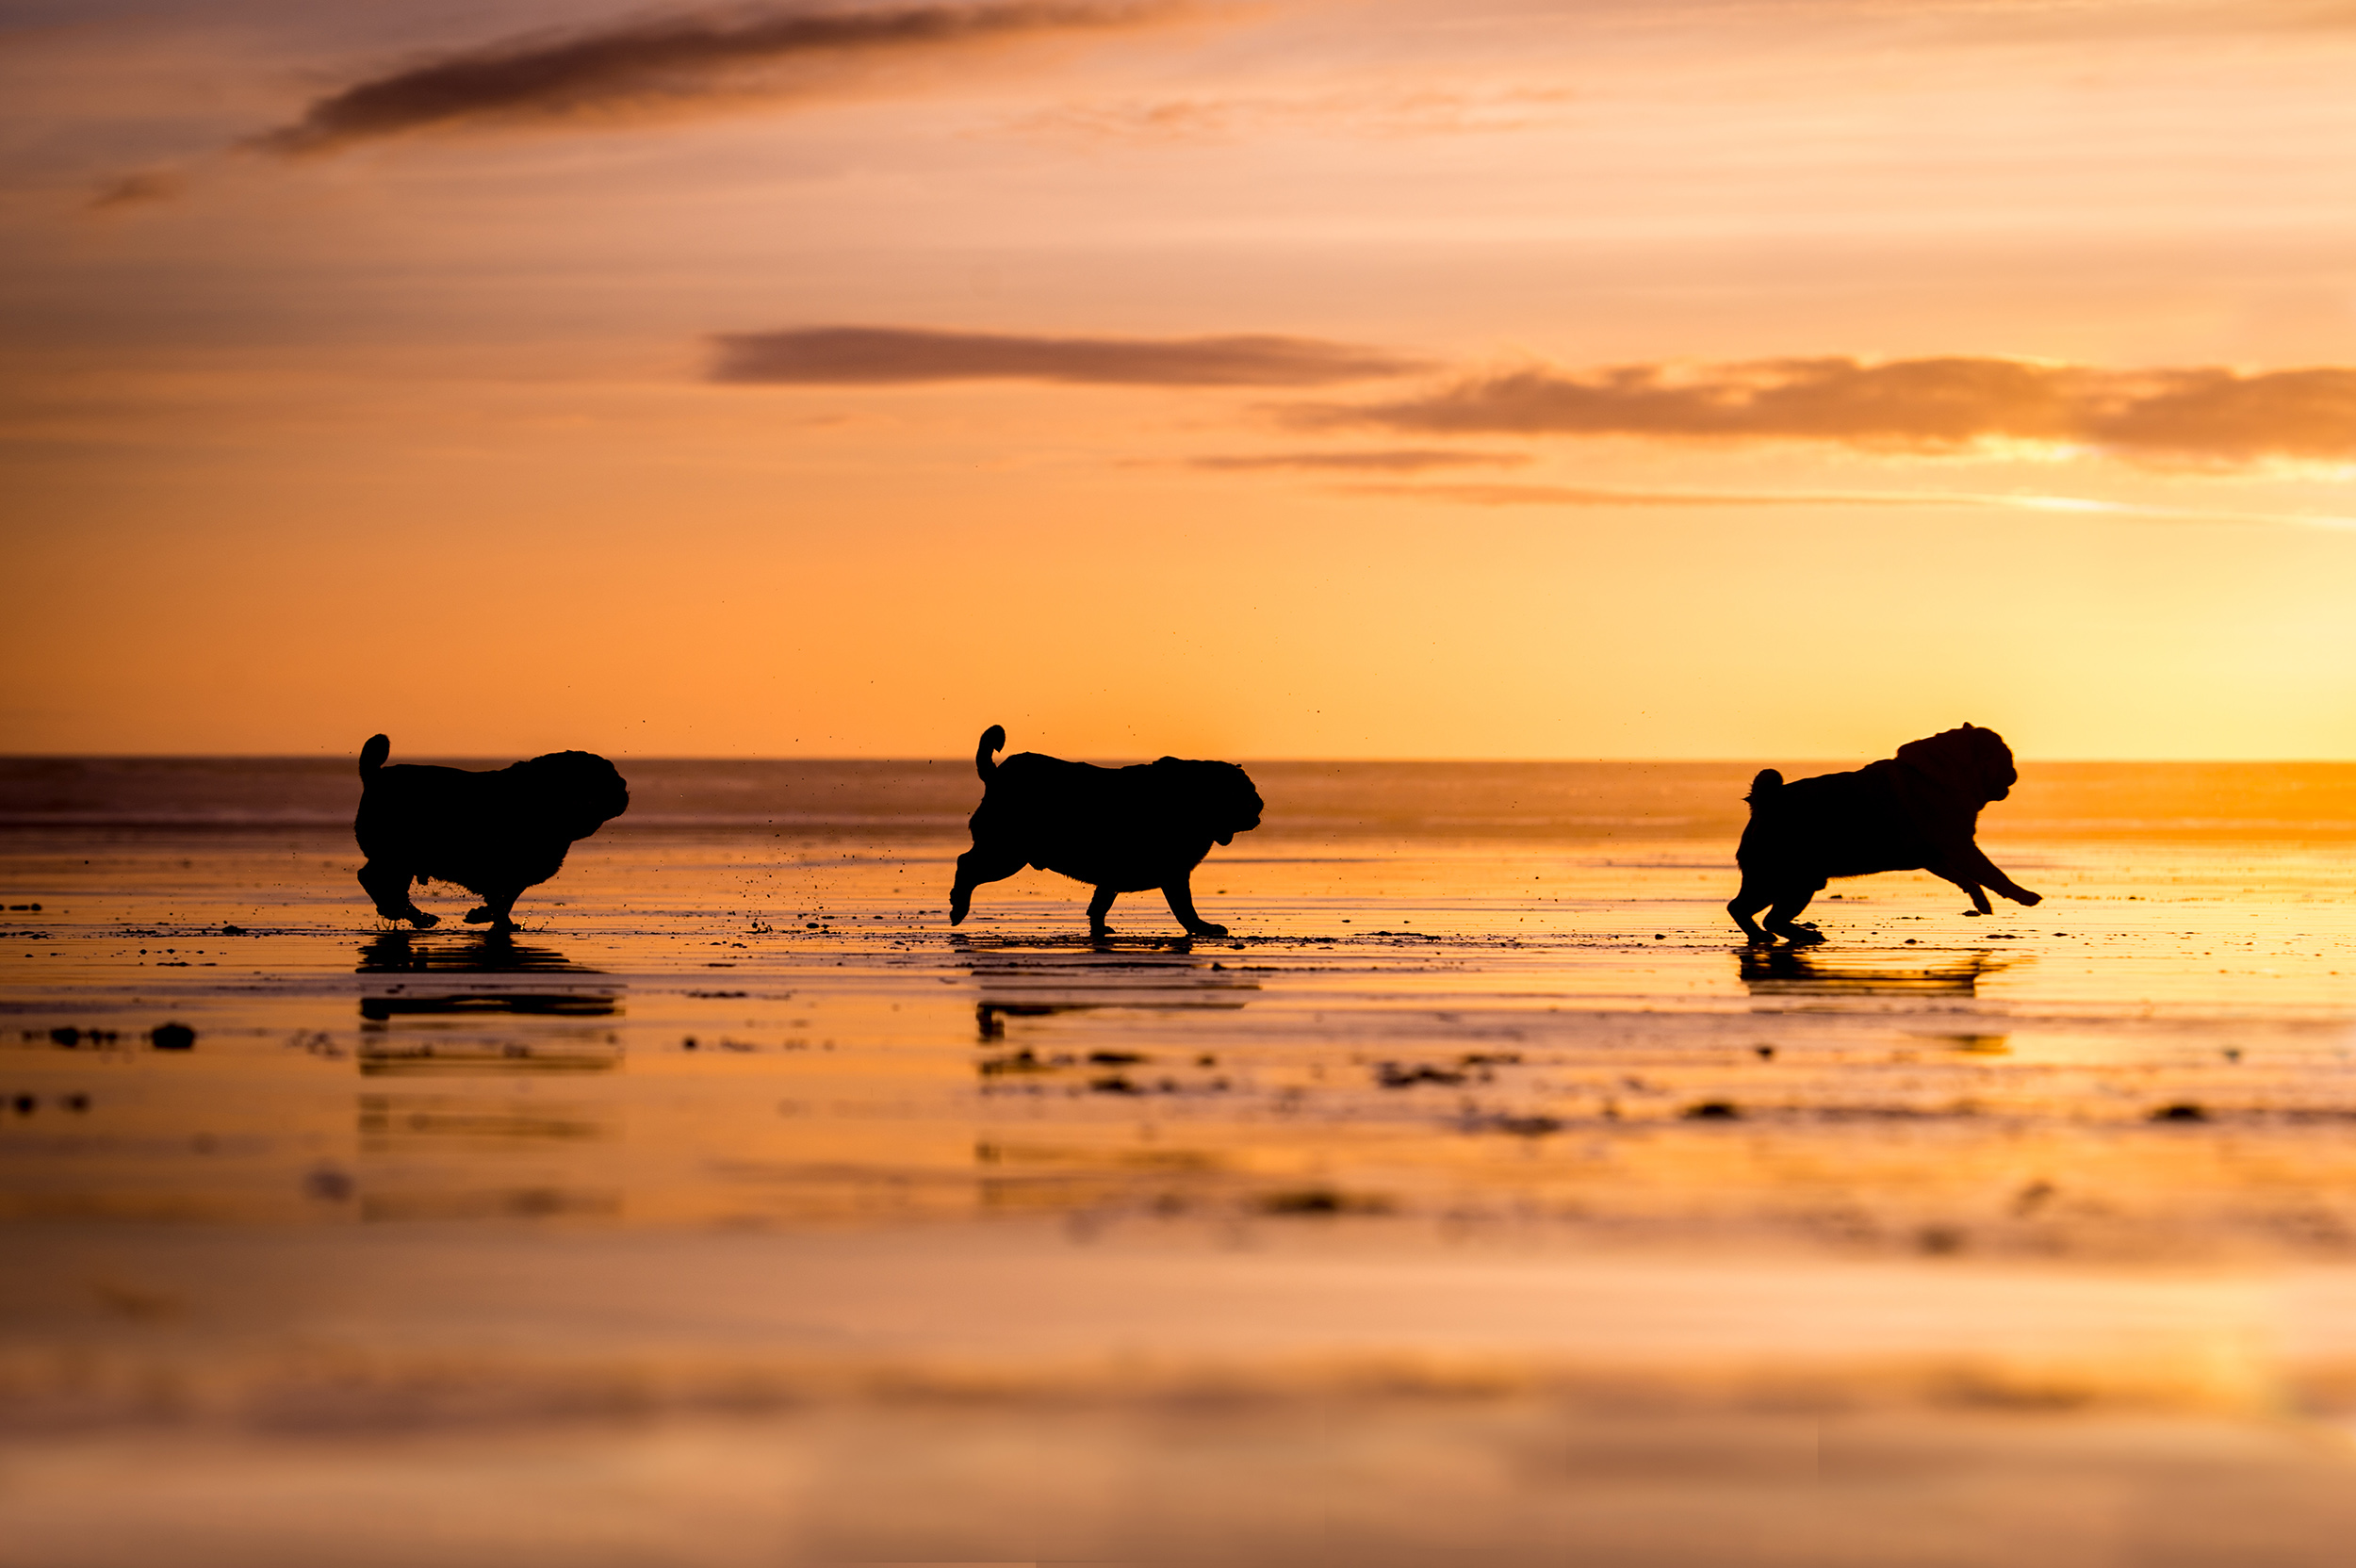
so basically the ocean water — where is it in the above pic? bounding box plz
[7,758,2356,1565]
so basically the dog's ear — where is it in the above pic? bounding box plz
[1893,727,1981,799]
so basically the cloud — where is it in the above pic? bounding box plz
[1185,449,1529,472]
[711,325,1432,385]
[1304,356,2356,466]
[252,0,1188,156]
[1337,482,1955,509]
[86,169,186,210]
[1343,481,2356,530]
[1008,83,1580,144]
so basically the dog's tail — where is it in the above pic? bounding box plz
[360,734,391,777]
[1744,767,1783,806]
[975,726,1006,781]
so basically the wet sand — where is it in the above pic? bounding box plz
[6,760,2356,1563]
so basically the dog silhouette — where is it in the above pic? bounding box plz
[1727,723,2039,945]
[354,734,628,932]
[949,726,1263,938]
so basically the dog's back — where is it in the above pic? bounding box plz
[1738,760,1933,880]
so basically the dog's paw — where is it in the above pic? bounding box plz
[2013,890,2043,906]
[407,910,441,928]
[1188,923,1229,938]
[1779,928,1826,946]
[463,906,495,924]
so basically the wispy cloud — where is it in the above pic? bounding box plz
[1009,83,1579,144]
[1342,481,2356,530]
[251,0,1189,157]
[1302,356,2356,466]
[86,169,186,210]
[711,325,1432,385]
[1337,482,1956,509]
[1185,449,1529,472]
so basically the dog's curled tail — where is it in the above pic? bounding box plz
[360,734,391,777]
[975,725,1006,781]
[1745,767,1783,805]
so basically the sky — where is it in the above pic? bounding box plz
[5,0,2356,760]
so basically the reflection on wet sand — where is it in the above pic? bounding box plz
[1739,944,2016,996]
[963,939,1258,1040]
[10,783,2356,1564]
[357,934,623,1075]
[358,931,598,973]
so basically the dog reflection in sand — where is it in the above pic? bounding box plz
[1728,723,2040,945]
[354,734,629,933]
[950,726,1263,938]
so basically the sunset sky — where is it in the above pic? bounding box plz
[6,0,2356,760]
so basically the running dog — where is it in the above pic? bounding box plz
[354,734,629,932]
[949,726,1262,937]
[1727,723,2039,945]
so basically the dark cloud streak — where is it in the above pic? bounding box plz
[1307,356,2356,465]
[712,325,1431,386]
[254,1,1186,156]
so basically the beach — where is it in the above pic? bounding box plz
[7,758,2356,1564]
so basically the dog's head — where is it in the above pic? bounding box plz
[1893,723,2018,805]
[508,750,630,841]
[1156,758,1264,845]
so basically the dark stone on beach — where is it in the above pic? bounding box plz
[1089,1074,1141,1095]
[1755,1045,1775,1059]
[221,924,246,936]
[1684,1101,1740,1119]
[1375,1061,1466,1088]
[2151,1102,2207,1122]
[63,1093,89,1112]
[48,1026,79,1047]
[149,1022,196,1051]
[10,1095,33,1115]
[1259,1187,1393,1217]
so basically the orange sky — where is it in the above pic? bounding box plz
[5,0,2356,760]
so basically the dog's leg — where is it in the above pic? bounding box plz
[465,888,522,932]
[358,861,438,927]
[1088,884,1121,936]
[1925,858,1998,915]
[949,845,1026,926]
[1762,886,1824,945]
[1726,878,1774,944]
[1946,846,2041,907]
[1161,881,1227,939]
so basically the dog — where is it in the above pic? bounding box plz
[354,734,629,932]
[949,726,1263,937]
[1726,723,2039,945]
